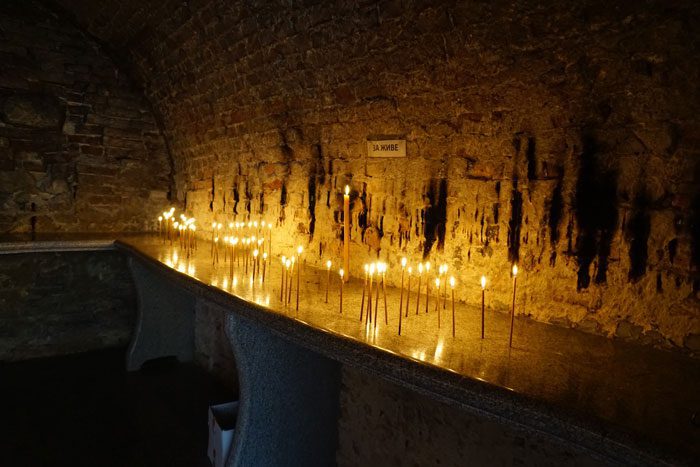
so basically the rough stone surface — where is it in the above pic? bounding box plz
[0,1,171,233]
[0,250,136,360]
[337,366,601,466]
[43,0,700,353]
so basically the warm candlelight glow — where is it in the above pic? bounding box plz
[401,257,407,268]
[326,260,332,269]
[480,275,486,289]
[344,185,350,196]
[339,268,345,279]
[450,276,456,288]
[512,264,518,276]
[297,245,303,255]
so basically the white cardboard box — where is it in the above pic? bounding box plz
[208,401,239,467]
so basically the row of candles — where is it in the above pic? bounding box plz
[321,259,519,346]
[155,205,520,346]
[157,208,197,255]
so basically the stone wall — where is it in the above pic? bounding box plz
[52,0,700,354]
[0,251,136,361]
[0,0,171,233]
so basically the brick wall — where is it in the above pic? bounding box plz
[52,0,700,354]
[0,0,171,233]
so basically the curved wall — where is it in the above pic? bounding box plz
[54,0,700,353]
[0,0,171,233]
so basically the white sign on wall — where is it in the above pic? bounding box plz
[367,138,406,158]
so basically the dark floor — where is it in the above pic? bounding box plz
[0,348,234,467]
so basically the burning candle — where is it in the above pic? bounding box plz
[367,263,375,324]
[325,260,332,303]
[424,262,431,314]
[210,222,216,257]
[343,185,350,281]
[481,275,486,339]
[373,262,380,324]
[360,264,368,321]
[339,268,345,314]
[288,256,295,306]
[280,256,287,301]
[399,257,406,323]
[405,266,412,319]
[268,223,272,257]
[381,262,388,326]
[450,276,456,338]
[253,249,259,280]
[441,264,448,309]
[296,246,303,311]
[509,264,518,347]
[262,252,268,283]
[415,263,423,315]
[434,277,441,327]
[158,216,163,239]
[286,258,294,306]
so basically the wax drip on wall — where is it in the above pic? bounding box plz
[422,178,448,258]
[358,184,368,241]
[307,144,325,240]
[507,178,523,264]
[232,179,240,216]
[668,238,678,264]
[548,172,564,266]
[210,175,215,212]
[244,180,252,217]
[279,184,287,223]
[691,162,700,292]
[565,212,574,258]
[479,210,485,243]
[574,132,619,290]
[526,136,537,182]
[626,190,651,282]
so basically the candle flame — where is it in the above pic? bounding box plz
[408,266,413,274]
[263,252,268,259]
[297,245,303,255]
[339,268,345,278]
[435,277,440,287]
[418,263,423,273]
[401,257,407,268]
[326,260,332,269]
[425,262,431,272]
[480,275,486,289]
[253,249,259,258]
[450,276,456,288]
[344,185,350,196]
[512,264,518,276]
